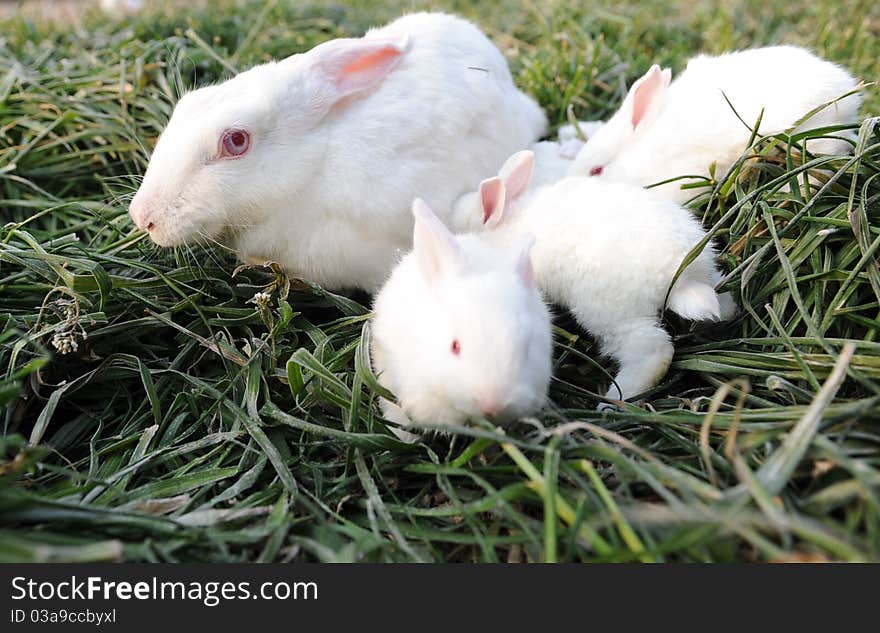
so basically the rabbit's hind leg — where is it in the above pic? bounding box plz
[599,318,674,403]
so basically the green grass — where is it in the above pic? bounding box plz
[1,0,879,562]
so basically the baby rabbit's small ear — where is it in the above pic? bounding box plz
[514,235,536,288]
[626,64,669,130]
[479,177,506,228]
[412,198,462,282]
[309,35,410,101]
[498,150,534,201]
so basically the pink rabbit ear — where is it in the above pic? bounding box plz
[627,64,669,130]
[479,177,506,228]
[310,35,410,101]
[412,198,462,281]
[498,150,534,200]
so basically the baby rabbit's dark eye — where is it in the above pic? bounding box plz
[450,339,461,356]
[219,129,251,158]
[589,166,604,176]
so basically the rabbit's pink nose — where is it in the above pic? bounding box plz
[479,393,503,417]
[129,194,155,231]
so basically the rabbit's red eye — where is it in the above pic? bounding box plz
[450,339,461,356]
[589,166,604,176]
[219,129,250,158]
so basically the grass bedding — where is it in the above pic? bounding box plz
[1,0,879,562]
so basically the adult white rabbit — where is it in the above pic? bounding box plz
[129,12,547,292]
[566,46,861,203]
[370,199,553,427]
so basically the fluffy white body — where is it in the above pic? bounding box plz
[371,200,552,428]
[129,12,546,292]
[568,46,862,202]
[470,151,726,401]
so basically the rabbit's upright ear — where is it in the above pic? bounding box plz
[305,35,410,102]
[498,150,535,200]
[412,199,463,282]
[479,177,506,228]
[624,64,671,130]
[513,235,536,288]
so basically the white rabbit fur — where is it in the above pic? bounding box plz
[468,150,726,401]
[523,121,606,185]
[129,12,547,292]
[370,199,553,428]
[567,46,862,203]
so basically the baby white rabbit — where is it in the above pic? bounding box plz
[465,150,726,401]
[567,46,862,203]
[451,140,573,228]
[129,12,547,292]
[450,121,606,229]
[370,199,553,428]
